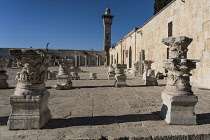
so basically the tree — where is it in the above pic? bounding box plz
[153,0,173,15]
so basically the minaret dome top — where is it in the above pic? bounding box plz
[105,8,110,15]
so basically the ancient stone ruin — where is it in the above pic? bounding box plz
[8,49,51,129]
[133,61,140,76]
[107,65,115,80]
[89,72,97,80]
[71,66,81,80]
[0,58,9,89]
[160,36,200,125]
[143,60,158,86]
[113,64,127,87]
[54,59,73,90]
[48,70,57,80]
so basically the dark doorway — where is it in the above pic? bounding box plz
[129,46,132,68]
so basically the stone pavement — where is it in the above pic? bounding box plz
[0,67,210,140]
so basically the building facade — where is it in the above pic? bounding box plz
[110,0,210,88]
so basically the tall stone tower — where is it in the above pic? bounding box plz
[102,8,114,66]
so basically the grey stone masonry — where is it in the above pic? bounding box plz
[0,58,9,88]
[107,65,115,80]
[113,64,127,87]
[54,59,73,90]
[160,36,200,125]
[7,49,51,130]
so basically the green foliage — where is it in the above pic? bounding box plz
[153,0,173,15]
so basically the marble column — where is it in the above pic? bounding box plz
[54,59,72,90]
[0,58,9,89]
[107,65,115,80]
[143,60,158,86]
[85,55,87,67]
[160,36,200,125]
[75,55,77,66]
[8,49,51,129]
[113,64,127,87]
[133,61,140,77]
[96,55,99,66]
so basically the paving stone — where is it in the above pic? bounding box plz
[1,67,210,139]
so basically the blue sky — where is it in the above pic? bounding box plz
[0,0,154,50]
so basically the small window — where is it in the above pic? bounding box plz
[168,22,173,37]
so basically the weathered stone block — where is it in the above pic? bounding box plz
[89,73,97,80]
[160,92,197,125]
[7,92,51,130]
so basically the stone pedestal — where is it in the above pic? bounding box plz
[145,72,158,86]
[70,66,81,80]
[160,92,197,125]
[160,36,200,125]
[8,49,51,130]
[0,58,9,89]
[54,59,72,90]
[113,64,127,87]
[89,73,97,80]
[107,65,115,80]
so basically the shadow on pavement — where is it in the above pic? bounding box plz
[0,116,9,126]
[42,113,162,129]
[196,113,210,125]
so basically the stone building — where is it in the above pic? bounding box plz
[110,0,210,88]
[0,48,105,67]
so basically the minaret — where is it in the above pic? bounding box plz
[102,8,114,66]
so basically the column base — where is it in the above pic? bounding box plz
[7,92,51,130]
[160,92,198,125]
[115,75,127,87]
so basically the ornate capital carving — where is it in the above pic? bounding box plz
[9,49,51,84]
[162,36,193,59]
[143,60,154,71]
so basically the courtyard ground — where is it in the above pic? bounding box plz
[0,67,210,140]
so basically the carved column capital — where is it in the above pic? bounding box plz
[162,36,193,59]
[9,49,51,84]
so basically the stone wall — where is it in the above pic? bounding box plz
[110,0,210,88]
[0,48,105,67]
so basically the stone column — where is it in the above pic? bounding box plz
[107,65,115,80]
[133,61,140,77]
[113,64,127,87]
[85,55,87,67]
[0,58,9,89]
[160,36,200,125]
[75,55,77,66]
[142,60,153,80]
[8,49,51,130]
[143,60,158,86]
[54,59,72,90]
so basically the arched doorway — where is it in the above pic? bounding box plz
[129,46,132,68]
